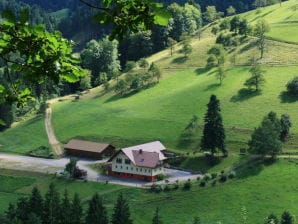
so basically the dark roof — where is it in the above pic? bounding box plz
[64,139,114,153]
[132,150,160,168]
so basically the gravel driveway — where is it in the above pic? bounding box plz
[0,153,201,188]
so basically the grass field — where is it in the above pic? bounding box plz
[241,0,298,44]
[1,159,298,223]
[51,66,298,154]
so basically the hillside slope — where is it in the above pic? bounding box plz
[0,1,298,155]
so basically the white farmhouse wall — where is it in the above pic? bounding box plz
[111,152,165,176]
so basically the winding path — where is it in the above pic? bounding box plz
[45,103,63,156]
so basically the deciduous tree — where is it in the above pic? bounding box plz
[254,19,270,58]
[244,64,265,91]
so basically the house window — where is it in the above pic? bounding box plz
[125,159,131,164]
[136,168,138,172]
[115,165,117,168]
[120,166,122,169]
[126,167,128,170]
[131,167,133,170]
[116,158,122,164]
[140,168,142,172]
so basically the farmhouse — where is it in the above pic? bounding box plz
[64,139,115,159]
[108,141,167,182]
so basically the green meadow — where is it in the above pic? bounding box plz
[1,159,298,223]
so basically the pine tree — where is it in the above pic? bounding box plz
[280,211,294,224]
[43,183,61,224]
[152,207,162,224]
[26,213,42,224]
[193,216,201,224]
[264,213,278,224]
[111,193,133,224]
[29,187,43,219]
[16,197,29,222]
[60,190,72,224]
[200,95,226,156]
[5,203,16,222]
[71,193,83,224]
[86,193,109,224]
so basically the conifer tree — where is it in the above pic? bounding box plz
[152,207,163,224]
[111,193,133,224]
[60,190,72,224]
[29,187,43,219]
[5,203,16,222]
[71,193,83,224]
[264,213,278,224]
[16,197,29,222]
[280,211,294,224]
[85,193,108,224]
[43,183,61,224]
[27,213,42,224]
[193,216,201,224]
[200,95,226,156]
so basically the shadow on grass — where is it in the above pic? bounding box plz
[233,156,276,179]
[238,40,258,54]
[168,156,222,173]
[204,83,220,91]
[230,88,261,102]
[105,84,157,104]
[171,56,188,64]
[195,67,210,75]
[279,91,298,103]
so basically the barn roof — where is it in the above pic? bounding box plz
[64,139,114,153]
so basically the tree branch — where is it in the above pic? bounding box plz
[78,0,110,12]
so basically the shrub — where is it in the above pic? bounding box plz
[163,185,171,192]
[228,171,236,179]
[150,184,162,193]
[211,173,218,179]
[183,181,192,190]
[138,58,149,68]
[220,170,225,174]
[206,55,217,68]
[211,180,217,186]
[124,61,136,72]
[196,176,201,181]
[172,183,179,190]
[199,180,206,187]
[157,174,167,181]
[286,76,298,95]
[219,174,227,182]
[203,174,212,181]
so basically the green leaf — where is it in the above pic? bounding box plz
[2,10,16,23]
[153,9,170,26]
[20,8,29,24]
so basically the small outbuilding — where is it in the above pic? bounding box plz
[64,139,115,159]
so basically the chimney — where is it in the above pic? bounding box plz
[139,149,143,154]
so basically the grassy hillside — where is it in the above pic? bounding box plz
[241,0,298,44]
[1,159,298,223]
[52,66,298,154]
[1,0,298,156]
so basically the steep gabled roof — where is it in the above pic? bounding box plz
[132,150,160,168]
[108,141,167,168]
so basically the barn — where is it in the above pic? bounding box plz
[64,139,115,159]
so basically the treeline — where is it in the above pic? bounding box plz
[0,0,57,32]
[0,183,296,224]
